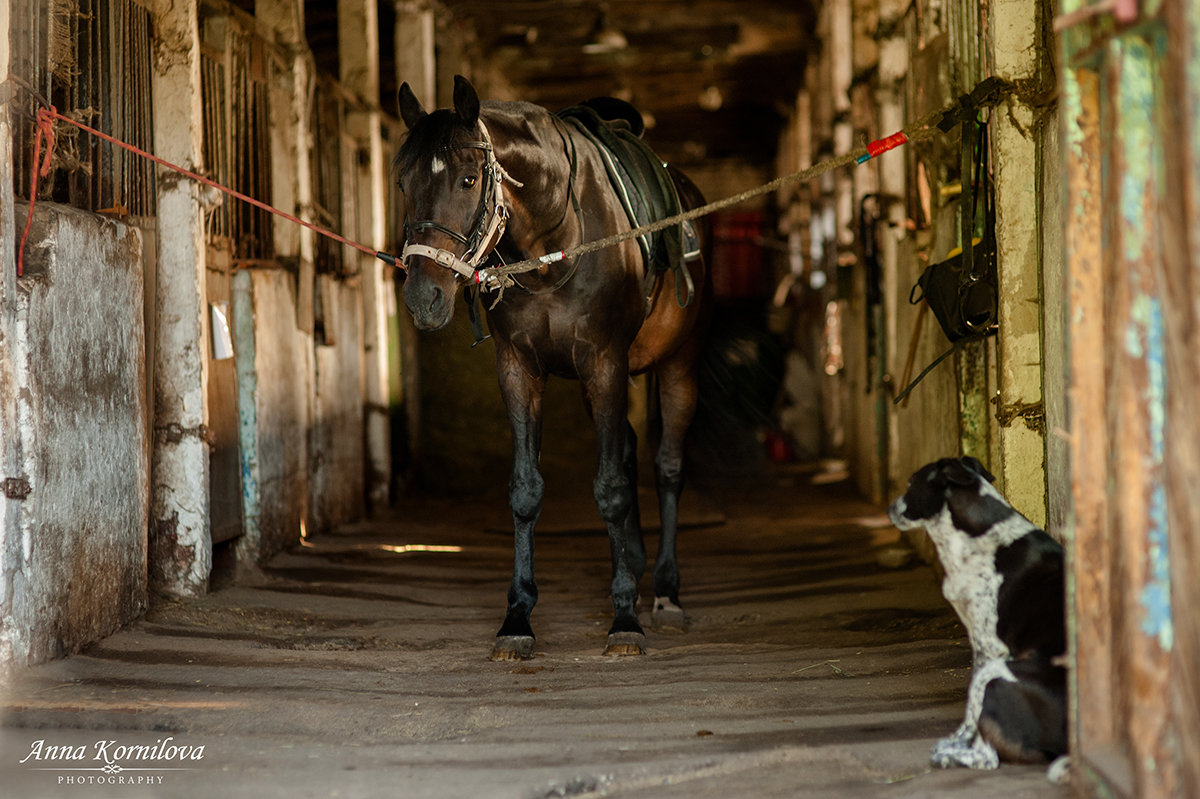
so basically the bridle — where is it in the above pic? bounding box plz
[401,119,523,290]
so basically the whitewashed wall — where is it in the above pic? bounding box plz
[0,205,149,668]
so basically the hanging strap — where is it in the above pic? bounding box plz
[463,285,491,346]
[960,115,976,293]
[893,93,995,404]
[892,328,997,405]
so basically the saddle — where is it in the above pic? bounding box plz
[557,100,699,306]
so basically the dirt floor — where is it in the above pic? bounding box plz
[1,462,1070,799]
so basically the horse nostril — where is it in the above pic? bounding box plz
[428,285,443,312]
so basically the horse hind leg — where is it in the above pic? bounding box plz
[587,372,647,656]
[596,448,647,656]
[620,420,647,587]
[650,353,700,631]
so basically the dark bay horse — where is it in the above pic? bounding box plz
[395,76,711,660]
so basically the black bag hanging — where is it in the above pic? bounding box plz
[894,113,997,405]
[909,117,997,343]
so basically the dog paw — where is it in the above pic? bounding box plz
[931,733,968,757]
[931,746,967,769]
[930,737,999,770]
[1047,755,1071,784]
[931,736,966,768]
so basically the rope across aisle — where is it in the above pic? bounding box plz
[8,76,1013,288]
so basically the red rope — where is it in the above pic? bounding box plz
[855,131,909,165]
[18,106,56,276]
[867,131,909,157]
[16,104,401,276]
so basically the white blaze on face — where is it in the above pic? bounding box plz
[431,155,446,175]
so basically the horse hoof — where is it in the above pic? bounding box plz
[490,635,535,661]
[603,631,646,656]
[651,597,688,631]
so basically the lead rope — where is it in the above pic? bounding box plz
[482,77,1018,288]
[482,105,948,287]
[10,76,1015,293]
[9,82,400,278]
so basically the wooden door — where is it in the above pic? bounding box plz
[206,246,244,545]
[1060,3,1199,795]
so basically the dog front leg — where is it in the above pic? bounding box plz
[931,659,1014,770]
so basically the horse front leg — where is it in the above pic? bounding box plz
[650,353,700,631]
[491,349,545,662]
[587,363,646,656]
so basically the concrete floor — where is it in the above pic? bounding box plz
[1,462,1069,799]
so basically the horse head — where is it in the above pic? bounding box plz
[395,76,505,331]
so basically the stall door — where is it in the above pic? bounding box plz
[1061,5,1199,796]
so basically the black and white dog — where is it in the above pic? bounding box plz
[888,457,1068,776]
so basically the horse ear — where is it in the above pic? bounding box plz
[452,75,480,127]
[398,82,427,130]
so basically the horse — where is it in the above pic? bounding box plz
[394,75,711,660]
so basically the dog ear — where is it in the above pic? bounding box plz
[398,82,427,130]
[946,486,1014,536]
[452,75,480,127]
[960,456,996,483]
[939,459,982,487]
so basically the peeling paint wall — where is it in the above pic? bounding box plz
[235,270,314,560]
[149,0,212,596]
[1,0,400,670]
[0,205,149,668]
[989,0,1053,528]
[796,0,1060,532]
[310,276,365,533]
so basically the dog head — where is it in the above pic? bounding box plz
[888,456,1017,536]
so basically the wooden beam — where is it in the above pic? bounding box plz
[1063,56,1114,773]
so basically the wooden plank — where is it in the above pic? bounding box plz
[1062,62,1115,765]
[1159,1,1200,794]
[205,245,244,545]
[1106,35,1176,798]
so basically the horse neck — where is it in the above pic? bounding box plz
[483,106,581,259]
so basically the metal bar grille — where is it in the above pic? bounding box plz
[225,27,274,261]
[197,4,278,261]
[11,0,156,218]
[201,48,231,240]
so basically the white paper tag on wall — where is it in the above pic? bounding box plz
[211,302,234,360]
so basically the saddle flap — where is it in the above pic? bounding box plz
[558,103,686,280]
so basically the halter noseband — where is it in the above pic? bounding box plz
[401,119,522,289]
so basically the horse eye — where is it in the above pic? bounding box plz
[460,175,477,190]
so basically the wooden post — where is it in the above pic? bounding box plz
[1161,3,1200,793]
[1106,36,1175,798]
[341,0,393,508]
[1062,61,1114,770]
[989,0,1048,526]
[149,0,212,596]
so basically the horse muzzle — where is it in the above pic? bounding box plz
[402,265,456,331]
